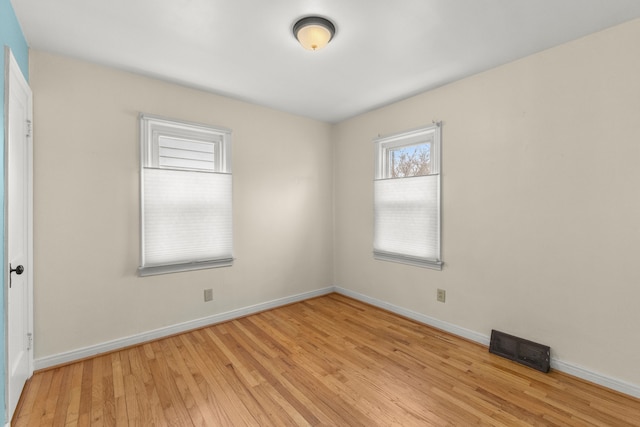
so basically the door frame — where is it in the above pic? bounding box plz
[4,46,34,421]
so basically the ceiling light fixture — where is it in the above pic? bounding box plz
[293,16,335,51]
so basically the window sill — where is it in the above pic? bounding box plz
[373,251,442,270]
[138,258,233,277]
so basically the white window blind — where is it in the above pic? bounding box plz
[139,114,233,276]
[373,123,442,270]
[157,136,216,171]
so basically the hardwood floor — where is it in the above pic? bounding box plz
[14,293,640,426]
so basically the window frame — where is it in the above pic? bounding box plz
[373,122,443,270]
[138,113,233,276]
[375,126,440,180]
[141,114,231,173]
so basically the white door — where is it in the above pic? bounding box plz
[5,48,33,420]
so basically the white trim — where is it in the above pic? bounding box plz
[550,359,640,399]
[34,286,333,371]
[138,257,234,277]
[373,250,443,270]
[333,286,640,399]
[334,286,489,345]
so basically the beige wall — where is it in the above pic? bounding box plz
[334,19,640,385]
[30,50,334,358]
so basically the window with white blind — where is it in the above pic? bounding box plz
[139,114,233,276]
[373,123,442,270]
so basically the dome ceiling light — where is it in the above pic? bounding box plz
[293,16,336,51]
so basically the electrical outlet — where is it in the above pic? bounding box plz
[437,289,446,303]
[204,288,213,302]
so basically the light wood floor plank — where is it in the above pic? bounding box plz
[26,369,53,427]
[14,293,640,426]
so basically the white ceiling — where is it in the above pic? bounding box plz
[11,0,640,123]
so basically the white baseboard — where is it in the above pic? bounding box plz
[34,284,640,400]
[34,286,334,371]
[550,359,640,399]
[334,286,490,346]
[333,286,640,399]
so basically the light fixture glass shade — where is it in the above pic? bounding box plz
[293,16,335,51]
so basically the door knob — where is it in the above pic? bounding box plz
[10,264,24,275]
[9,264,24,288]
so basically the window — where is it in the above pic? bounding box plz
[139,114,233,276]
[373,123,442,270]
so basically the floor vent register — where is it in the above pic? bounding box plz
[489,329,550,373]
